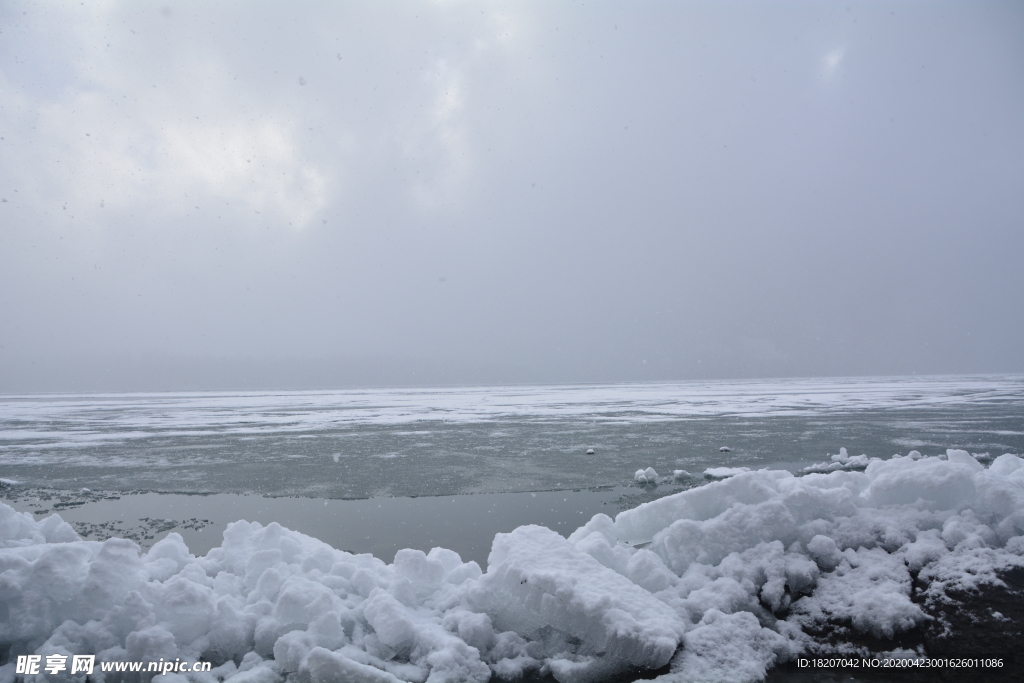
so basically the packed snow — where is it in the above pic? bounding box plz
[2,450,1024,683]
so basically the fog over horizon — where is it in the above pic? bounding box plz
[1,1,1022,393]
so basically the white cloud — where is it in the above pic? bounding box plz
[0,1,537,229]
[821,46,845,81]
[407,60,473,210]
[399,4,534,212]
[161,117,328,229]
[0,3,330,232]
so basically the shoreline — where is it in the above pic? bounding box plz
[2,452,1022,683]
[0,484,686,566]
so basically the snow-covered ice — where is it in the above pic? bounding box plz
[4,375,1021,500]
[2,451,1024,683]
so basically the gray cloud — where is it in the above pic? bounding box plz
[1,0,1022,391]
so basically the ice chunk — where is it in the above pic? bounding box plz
[546,654,631,683]
[572,530,633,575]
[568,513,618,547]
[302,647,402,683]
[801,447,872,473]
[863,455,979,508]
[625,549,677,593]
[989,453,1024,476]
[946,448,984,472]
[634,467,659,484]
[703,467,750,479]
[473,525,685,669]
[614,469,790,545]
[1,505,79,547]
[654,501,792,574]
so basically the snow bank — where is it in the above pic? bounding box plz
[2,451,1024,683]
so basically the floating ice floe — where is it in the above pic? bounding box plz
[800,447,872,473]
[718,447,731,453]
[703,466,750,479]
[801,447,989,474]
[672,470,692,481]
[634,467,659,485]
[2,451,1023,683]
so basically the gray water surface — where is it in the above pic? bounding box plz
[2,486,671,567]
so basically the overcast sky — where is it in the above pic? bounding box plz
[1,0,1021,392]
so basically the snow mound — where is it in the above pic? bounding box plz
[2,451,1023,683]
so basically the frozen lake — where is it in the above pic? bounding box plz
[2,375,1022,498]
